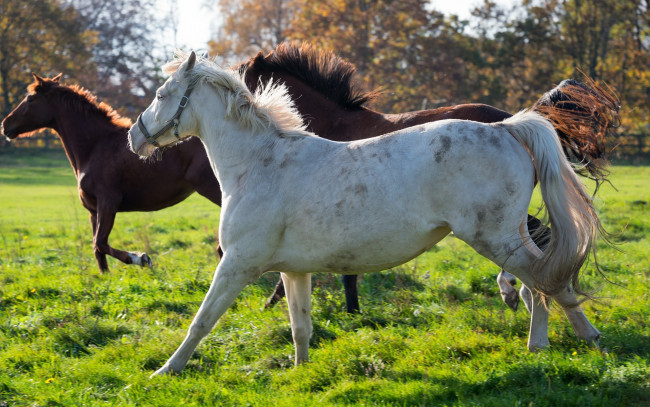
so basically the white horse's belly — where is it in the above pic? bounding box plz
[272,218,451,274]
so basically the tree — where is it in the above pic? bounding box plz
[463,0,565,110]
[0,0,96,117]
[64,0,174,116]
[558,0,649,132]
[207,0,297,62]
[287,0,469,112]
[206,0,648,134]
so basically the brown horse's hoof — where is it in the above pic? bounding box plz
[264,293,283,309]
[140,253,153,267]
[496,270,519,311]
[501,289,520,312]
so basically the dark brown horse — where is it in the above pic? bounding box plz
[239,42,619,313]
[1,73,221,271]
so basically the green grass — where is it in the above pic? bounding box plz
[0,148,649,406]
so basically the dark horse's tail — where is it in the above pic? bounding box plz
[531,77,621,192]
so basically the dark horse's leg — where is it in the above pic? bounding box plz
[526,215,551,252]
[91,207,152,272]
[498,215,551,311]
[265,275,360,313]
[264,278,286,309]
[90,212,109,271]
[342,275,360,313]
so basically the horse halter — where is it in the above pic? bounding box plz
[136,84,195,147]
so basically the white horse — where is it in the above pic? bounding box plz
[128,52,603,376]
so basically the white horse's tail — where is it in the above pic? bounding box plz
[500,111,602,299]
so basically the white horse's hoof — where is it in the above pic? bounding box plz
[579,329,601,347]
[527,339,550,352]
[150,364,174,378]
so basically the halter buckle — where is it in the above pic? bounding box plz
[179,95,189,108]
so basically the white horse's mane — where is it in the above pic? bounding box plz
[163,52,308,136]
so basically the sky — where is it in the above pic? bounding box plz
[170,0,517,51]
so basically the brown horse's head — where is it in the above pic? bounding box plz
[1,73,63,140]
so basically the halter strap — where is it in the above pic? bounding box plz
[137,83,195,147]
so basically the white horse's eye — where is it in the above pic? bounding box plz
[156,93,164,100]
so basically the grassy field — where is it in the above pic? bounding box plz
[0,148,648,406]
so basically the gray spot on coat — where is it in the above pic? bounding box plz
[434,135,452,163]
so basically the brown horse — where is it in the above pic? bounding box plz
[1,73,221,271]
[239,42,619,313]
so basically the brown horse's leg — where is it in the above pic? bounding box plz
[519,214,551,312]
[93,207,152,269]
[497,215,549,312]
[342,275,360,314]
[526,215,550,251]
[264,277,286,309]
[90,212,109,272]
[497,270,519,311]
[265,275,361,313]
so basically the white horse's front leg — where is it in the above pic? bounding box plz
[152,258,260,376]
[281,272,312,365]
[528,290,551,351]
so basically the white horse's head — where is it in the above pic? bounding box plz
[128,51,308,158]
[128,51,199,157]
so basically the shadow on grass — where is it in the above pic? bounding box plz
[600,325,650,358]
[53,321,132,357]
[145,299,194,316]
[329,360,650,407]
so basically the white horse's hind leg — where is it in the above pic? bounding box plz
[554,286,601,345]
[456,218,553,351]
[500,244,552,351]
[281,272,313,365]
[152,259,260,376]
[484,221,599,350]
[528,291,551,351]
[516,218,600,345]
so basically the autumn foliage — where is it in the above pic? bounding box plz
[1,0,648,142]
[210,0,648,136]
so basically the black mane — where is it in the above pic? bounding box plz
[241,42,378,110]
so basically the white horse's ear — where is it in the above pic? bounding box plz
[186,51,196,72]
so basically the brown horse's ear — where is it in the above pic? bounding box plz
[52,73,63,82]
[32,73,44,83]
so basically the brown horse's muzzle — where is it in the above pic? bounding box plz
[0,122,15,140]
